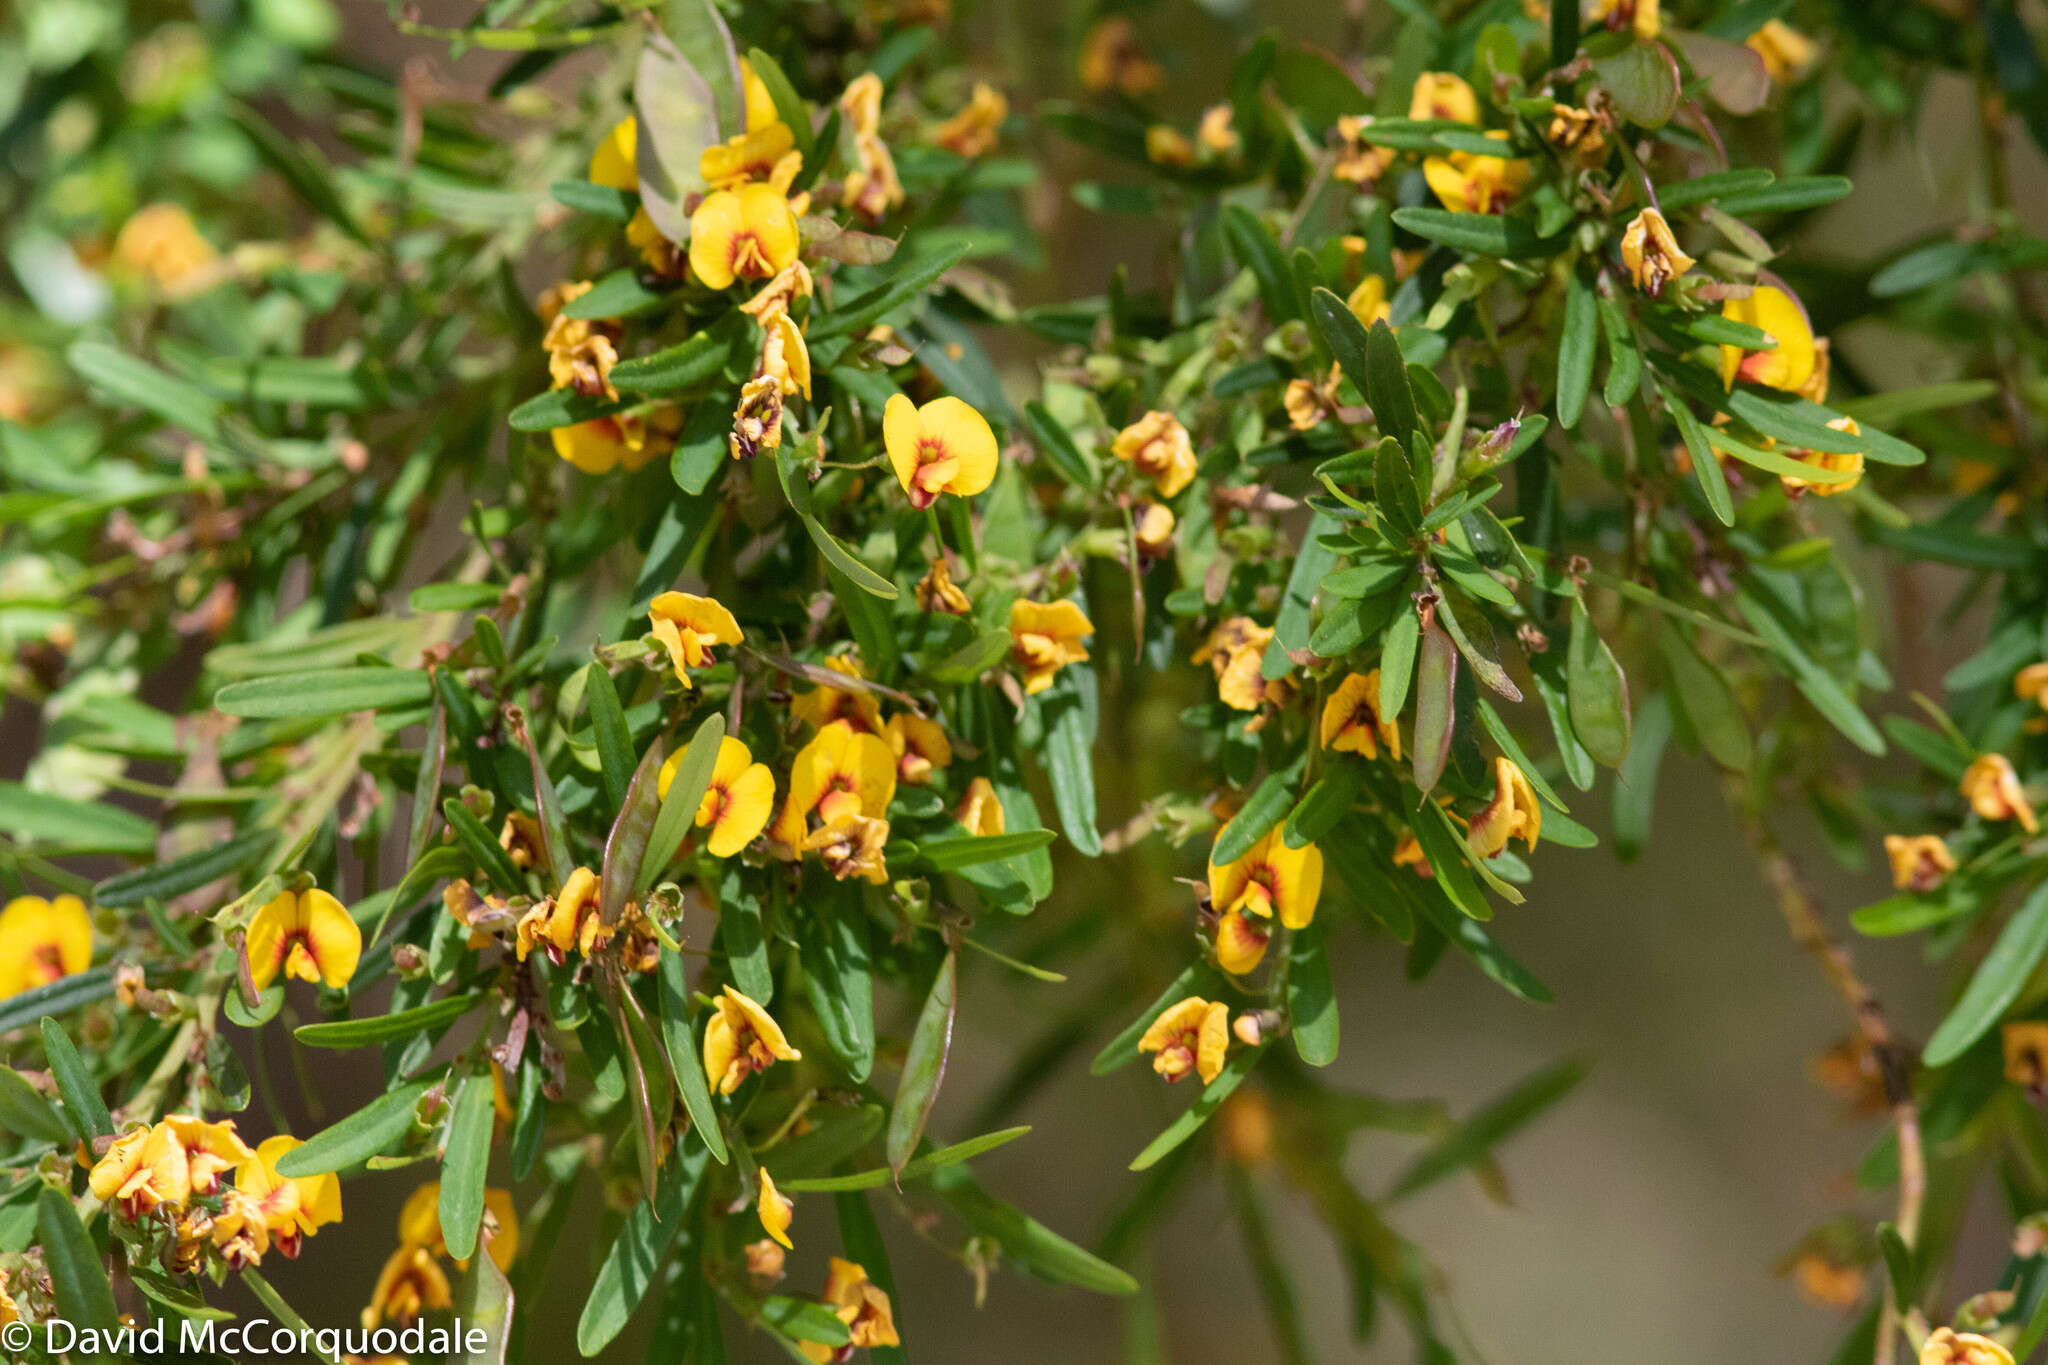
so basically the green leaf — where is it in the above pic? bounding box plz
[38,1186,118,1333]
[1388,1057,1585,1198]
[0,969,115,1036]
[0,1066,71,1144]
[1380,604,1421,723]
[1373,435,1421,536]
[228,100,369,242]
[1876,1222,1916,1307]
[1733,590,1886,756]
[1598,291,1642,407]
[665,0,743,136]
[1566,596,1630,767]
[658,947,729,1164]
[641,713,726,892]
[1283,760,1364,849]
[1221,205,1298,321]
[43,1017,111,1140]
[609,328,737,395]
[803,514,900,598]
[583,661,636,815]
[809,244,971,341]
[1287,920,1339,1066]
[1611,691,1671,862]
[577,1144,708,1355]
[1023,401,1099,487]
[456,1218,518,1365]
[1714,175,1853,215]
[294,992,481,1047]
[1043,665,1102,857]
[0,783,156,855]
[932,1167,1138,1294]
[1267,513,1340,678]
[1557,271,1597,429]
[800,882,875,1082]
[1411,797,1493,921]
[95,828,275,908]
[551,179,637,221]
[783,1125,1031,1192]
[601,740,667,927]
[507,386,629,432]
[1656,168,1774,208]
[1412,617,1457,794]
[444,795,526,896]
[440,1068,497,1264]
[1656,625,1750,770]
[564,267,675,321]
[916,828,1060,871]
[214,668,433,718]
[1835,380,1997,427]
[1129,1044,1265,1170]
[888,951,958,1176]
[1389,208,1569,258]
[1923,880,2048,1067]
[1211,768,1299,867]
[275,1079,435,1176]
[68,341,222,438]
[1662,384,1733,526]
[1593,42,1679,126]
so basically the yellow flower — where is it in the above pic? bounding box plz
[246,888,362,991]
[1394,830,1433,877]
[0,893,91,998]
[211,1188,272,1270]
[2007,1022,2048,1091]
[1747,20,1815,82]
[160,1114,255,1198]
[661,737,775,858]
[1320,670,1401,760]
[362,1246,450,1331]
[588,116,638,190]
[1078,17,1163,96]
[1779,418,1864,498]
[885,713,953,785]
[841,71,885,138]
[1410,72,1479,123]
[772,720,898,855]
[1333,116,1396,185]
[1137,997,1230,1085]
[758,1169,794,1250]
[0,1269,18,1329]
[791,654,884,733]
[1146,124,1197,168]
[700,123,801,193]
[703,985,802,1095]
[1008,599,1094,696]
[740,57,780,133]
[1198,105,1239,157]
[551,411,673,475]
[955,776,1006,837]
[1193,616,1279,712]
[805,813,891,884]
[740,261,816,326]
[395,1182,519,1270]
[1135,502,1177,558]
[234,1135,341,1256]
[1719,285,1817,393]
[90,1122,192,1218]
[1215,908,1272,976]
[113,203,218,293]
[1423,135,1531,214]
[799,1259,901,1362]
[1211,825,1325,933]
[840,75,905,221]
[884,394,999,508]
[688,185,800,291]
[1111,410,1196,498]
[1546,103,1607,164]
[731,373,786,462]
[649,591,744,688]
[915,556,971,614]
[2018,661,2048,711]
[1466,756,1542,857]
[1590,0,1660,40]
[1620,208,1694,297]
[515,865,603,964]
[1347,274,1390,328]
[1885,834,1956,893]
[935,82,1008,158]
[1962,753,2037,833]
[762,311,811,400]
[1921,1327,2015,1365]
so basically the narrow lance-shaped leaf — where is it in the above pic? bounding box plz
[43,1017,111,1141]
[658,946,730,1164]
[38,1186,118,1333]
[1556,271,1597,429]
[440,1068,498,1264]
[1566,594,1630,767]
[888,950,958,1177]
[640,712,726,892]
[1412,612,1457,795]
[583,662,636,816]
[1924,880,2048,1067]
[600,741,667,928]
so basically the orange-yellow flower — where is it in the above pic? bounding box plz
[884,394,998,508]
[1347,274,1390,328]
[1216,908,1272,976]
[1547,103,1607,165]
[1333,116,1396,185]
[1884,834,1956,893]
[1008,599,1094,696]
[885,713,953,785]
[740,57,780,133]
[2006,1022,2048,1091]
[648,591,743,688]
[1747,20,1815,82]
[1111,410,1196,498]
[1719,285,1817,393]
[688,185,800,291]
[805,813,892,884]
[1137,997,1230,1084]
[703,985,801,1095]
[234,1135,341,1257]
[1319,671,1401,760]
[551,410,674,475]
[956,776,1006,837]
[1211,824,1324,931]
[758,1169,795,1249]
[700,123,801,193]
[915,555,972,614]
[362,1246,451,1330]
[771,720,898,855]
[0,894,91,999]
[798,1259,901,1362]
[514,865,603,963]
[1423,135,1531,214]
[588,116,638,190]
[113,203,218,293]
[1590,0,1660,40]
[160,1114,256,1197]
[1921,1327,2015,1365]
[2016,662,2048,711]
[246,888,361,991]
[840,74,905,221]
[791,655,884,733]
[661,737,775,858]
[1409,72,1479,123]
[1135,502,1177,559]
[1197,105,1239,158]
[1193,616,1284,712]
[1146,125,1196,168]
[1466,756,1541,857]
[935,82,1007,158]
[1078,17,1163,96]
[1779,418,1864,498]
[1962,753,2037,833]
[1621,208,1694,297]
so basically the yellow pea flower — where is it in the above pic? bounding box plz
[0,1270,17,1329]
[1590,0,1660,40]
[914,556,972,614]
[395,1182,519,1271]
[362,1246,451,1331]
[771,720,898,855]
[688,184,800,291]
[661,737,775,859]
[2006,1022,2048,1092]
[1198,104,1239,158]
[1962,753,2037,833]
[1210,825,1325,931]
[1718,285,1817,393]
[792,654,885,733]
[1215,908,1272,976]
[1422,134,1531,214]
[955,776,1006,837]
[1922,1327,2015,1365]
[160,1114,256,1197]
[1547,103,1607,165]
[551,410,673,475]
[885,713,953,785]
[1620,208,1694,297]
[1410,72,1479,123]
[648,591,744,688]
[514,865,603,964]
[1078,17,1163,96]
[758,1169,794,1249]
[1145,125,1196,169]
[1347,274,1390,328]
[1111,410,1196,498]
[1747,20,1815,82]
[1884,834,1955,893]
[1193,616,1279,712]
[210,1188,273,1270]
[703,985,802,1095]
[2016,662,2048,711]
[700,122,800,193]
[805,813,892,884]
[1135,501,1177,559]
[740,57,779,133]
[234,1135,341,1257]
[588,116,638,190]
[1466,756,1542,858]
[1008,599,1095,696]
[798,1258,901,1362]
[1778,418,1865,498]
[91,1121,195,1219]
[1333,116,1396,186]
[1320,670,1402,760]
[0,893,92,999]
[246,888,361,991]
[112,203,218,293]
[1137,997,1230,1085]
[934,82,1008,158]
[883,394,999,508]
